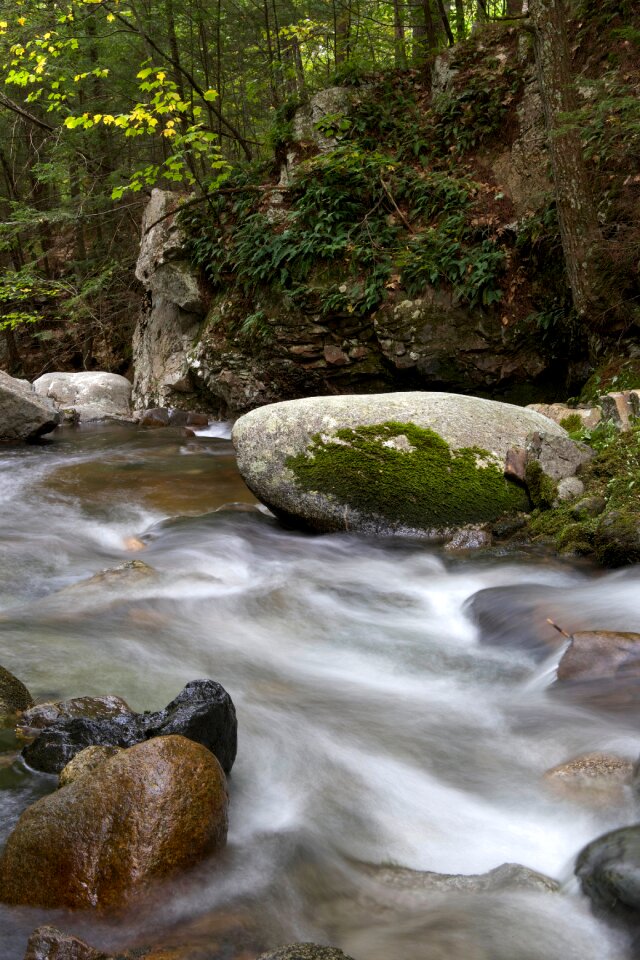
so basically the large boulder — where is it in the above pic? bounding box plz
[33,372,133,422]
[575,825,640,923]
[0,735,228,910]
[232,393,565,535]
[22,679,237,775]
[17,694,132,738]
[0,370,59,442]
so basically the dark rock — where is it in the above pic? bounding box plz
[491,515,528,539]
[0,664,33,720]
[18,695,132,739]
[257,947,355,960]
[22,679,237,775]
[464,584,573,658]
[594,510,640,567]
[575,824,640,923]
[24,926,106,960]
[1,736,228,910]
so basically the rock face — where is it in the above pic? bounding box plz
[22,679,237,775]
[232,393,564,535]
[33,372,133,422]
[0,735,228,910]
[0,370,59,442]
[575,825,640,923]
[132,190,206,410]
[0,664,34,720]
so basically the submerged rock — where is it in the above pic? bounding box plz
[23,926,106,960]
[232,393,564,535]
[544,753,633,806]
[575,824,640,923]
[0,370,59,442]
[33,372,133,423]
[358,861,559,897]
[257,947,355,960]
[0,665,34,722]
[1,735,228,910]
[555,630,640,711]
[22,679,237,775]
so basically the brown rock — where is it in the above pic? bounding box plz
[600,391,632,430]
[23,925,106,960]
[544,752,633,808]
[59,745,125,787]
[504,446,526,483]
[557,631,640,683]
[323,345,349,366]
[0,665,33,719]
[0,735,228,910]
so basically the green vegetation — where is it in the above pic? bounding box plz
[526,419,640,564]
[287,421,530,529]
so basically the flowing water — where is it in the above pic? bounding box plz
[0,424,639,959]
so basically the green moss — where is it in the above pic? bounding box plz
[524,460,557,509]
[559,413,583,433]
[286,421,530,529]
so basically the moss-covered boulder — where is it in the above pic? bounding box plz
[232,393,565,535]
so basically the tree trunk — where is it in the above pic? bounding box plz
[529,0,602,320]
[392,0,408,68]
[454,0,466,38]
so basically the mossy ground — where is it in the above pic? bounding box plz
[287,421,530,530]
[525,420,640,564]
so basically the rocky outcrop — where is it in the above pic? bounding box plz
[0,735,228,910]
[132,189,207,410]
[33,372,133,422]
[0,370,59,442]
[0,664,33,720]
[233,392,565,535]
[22,679,237,775]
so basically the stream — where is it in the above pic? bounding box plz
[1,423,639,959]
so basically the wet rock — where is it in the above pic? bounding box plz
[594,509,640,567]
[1,735,228,910]
[62,560,158,593]
[361,861,559,896]
[491,515,527,539]
[0,665,33,720]
[232,393,563,535]
[575,824,640,922]
[464,583,573,658]
[0,370,60,442]
[22,679,237,775]
[59,745,125,787]
[139,408,209,429]
[545,752,633,808]
[18,695,132,739]
[557,631,640,683]
[444,526,492,552]
[257,947,355,960]
[555,631,640,711]
[33,372,133,423]
[23,925,106,960]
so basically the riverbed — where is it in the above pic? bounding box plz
[0,424,638,959]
